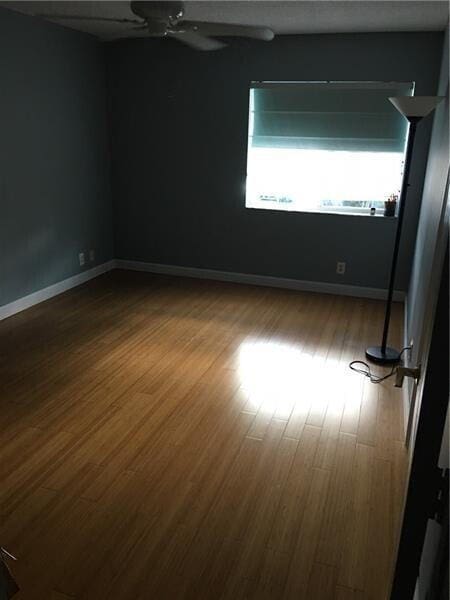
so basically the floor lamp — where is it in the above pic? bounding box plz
[366,95,444,365]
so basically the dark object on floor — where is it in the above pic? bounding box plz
[0,548,19,599]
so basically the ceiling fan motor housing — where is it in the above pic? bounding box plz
[130,1,185,23]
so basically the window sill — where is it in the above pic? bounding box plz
[245,206,398,219]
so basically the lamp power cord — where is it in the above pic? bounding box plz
[349,346,411,384]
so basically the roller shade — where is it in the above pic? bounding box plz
[249,81,414,152]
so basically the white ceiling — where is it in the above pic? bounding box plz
[1,1,448,40]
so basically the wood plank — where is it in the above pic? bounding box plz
[283,467,331,598]
[315,433,357,567]
[306,563,338,600]
[338,443,374,590]
[268,425,321,555]
[336,586,366,600]
[365,457,395,600]
[357,379,379,446]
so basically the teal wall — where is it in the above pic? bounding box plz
[108,32,443,291]
[0,19,444,308]
[0,7,113,306]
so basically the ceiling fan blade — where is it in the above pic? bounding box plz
[37,14,143,24]
[169,31,226,51]
[181,21,274,41]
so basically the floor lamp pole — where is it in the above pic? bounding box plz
[366,117,419,365]
[365,95,443,365]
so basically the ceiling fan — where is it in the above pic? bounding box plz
[39,1,275,51]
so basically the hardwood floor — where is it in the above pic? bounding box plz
[0,270,407,599]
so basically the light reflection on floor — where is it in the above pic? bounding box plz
[237,338,358,417]
[237,339,314,414]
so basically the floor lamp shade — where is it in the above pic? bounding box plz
[389,96,444,119]
[365,96,444,365]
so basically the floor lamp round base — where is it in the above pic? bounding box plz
[365,346,401,365]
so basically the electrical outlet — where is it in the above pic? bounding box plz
[78,252,85,267]
[336,261,346,275]
[89,249,95,262]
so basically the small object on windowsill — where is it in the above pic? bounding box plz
[370,207,376,216]
[384,194,398,217]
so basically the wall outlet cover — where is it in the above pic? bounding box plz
[78,252,85,267]
[336,261,346,275]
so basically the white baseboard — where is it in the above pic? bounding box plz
[116,259,405,302]
[1,258,405,323]
[0,260,115,321]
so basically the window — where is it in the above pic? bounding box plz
[245,81,414,216]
